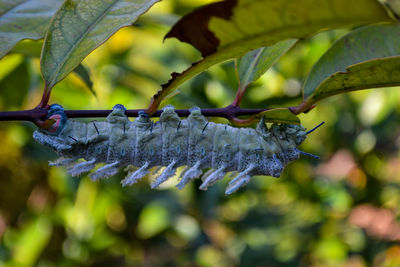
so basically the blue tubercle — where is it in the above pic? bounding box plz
[138,110,149,118]
[113,104,127,111]
[47,104,64,116]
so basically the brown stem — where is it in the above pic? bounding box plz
[146,98,159,116]
[0,105,272,122]
[232,84,247,107]
[0,108,47,122]
[289,99,316,114]
[229,116,258,126]
[37,85,51,108]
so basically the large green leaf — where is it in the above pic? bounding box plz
[236,39,296,91]
[304,57,400,104]
[40,0,160,90]
[0,0,63,59]
[302,24,400,107]
[148,0,392,113]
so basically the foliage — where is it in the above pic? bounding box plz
[0,0,63,59]
[40,0,160,92]
[0,0,400,266]
[298,24,400,113]
[151,0,392,113]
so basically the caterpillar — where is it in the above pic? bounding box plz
[33,104,314,195]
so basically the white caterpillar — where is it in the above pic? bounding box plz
[33,104,310,195]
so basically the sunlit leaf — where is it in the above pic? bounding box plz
[0,54,23,81]
[149,0,392,113]
[11,217,52,266]
[305,57,400,105]
[0,59,29,109]
[236,39,296,91]
[40,0,160,90]
[0,0,62,59]
[303,24,400,105]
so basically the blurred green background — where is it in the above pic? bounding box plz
[1,1,400,266]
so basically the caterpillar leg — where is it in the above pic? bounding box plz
[89,161,119,181]
[68,159,96,177]
[176,161,202,190]
[225,175,251,195]
[201,169,215,180]
[121,162,150,186]
[199,166,226,191]
[151,161,177,189]
[225,164,256,195]
[178,166,190,179]
[49,157,77,166]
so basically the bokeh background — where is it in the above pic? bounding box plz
[1,0,400,266]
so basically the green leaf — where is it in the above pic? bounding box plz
[385,0,400,19]
[150,0,392,112]
[236,39,296,90]
[0,0,63,59]
[256,108,300,125]
[0,59,29,109]
[73,64,95,97]
[10,217,52,266]
[9,40,43,57]
[40,0,160,90]
[303,24,400,105]
[306,57,400,104]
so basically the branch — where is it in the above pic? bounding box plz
[289,100,316,114]
[0,105,273,122]
[231,84,247,107]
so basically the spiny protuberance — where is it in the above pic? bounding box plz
[33,104,310,195]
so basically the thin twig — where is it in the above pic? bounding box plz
[0,105,273,122]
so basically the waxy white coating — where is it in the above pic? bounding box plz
[33,105,307,195]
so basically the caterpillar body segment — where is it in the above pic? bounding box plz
[33,104,308,195]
